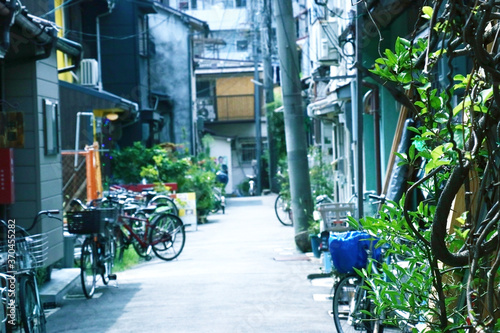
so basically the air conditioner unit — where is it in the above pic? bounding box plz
[197,100,216,121]
[315,21,340,66]
[80,59,99,87]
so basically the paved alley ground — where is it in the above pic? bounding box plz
[46,194,336,332]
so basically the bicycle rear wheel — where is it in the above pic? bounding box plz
[275,194,293,226]
[333,275,378,333]
[149,213,185,261]
[130,212,152,258]
[149,195,179,216]
[80,238,96,299]
[19,275,46,333]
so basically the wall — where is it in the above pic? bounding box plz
[5,51,64,266]
[149,13,193,148]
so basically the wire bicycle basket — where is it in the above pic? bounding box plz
[0,233,49,273]
[317,202,355,232]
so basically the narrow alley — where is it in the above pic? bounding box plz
[46,194,335,332]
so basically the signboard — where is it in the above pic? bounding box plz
[171,192,197,232]
[0,112,24,148]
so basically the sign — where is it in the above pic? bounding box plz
[171,192,197,232]
[0,112,24,148]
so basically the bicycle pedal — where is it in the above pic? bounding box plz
[108,274,117,280]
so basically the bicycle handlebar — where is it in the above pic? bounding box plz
[27,210,61,232]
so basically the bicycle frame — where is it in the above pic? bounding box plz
[117,215,153,249]
[117,214,170,249]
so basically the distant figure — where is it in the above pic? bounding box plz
[216,164,229,185]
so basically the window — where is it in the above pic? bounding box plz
[43,99,59,155]
[240,142,256,163]
[235,0,246,7]
[236,40,248,51]
[138,16,148,56]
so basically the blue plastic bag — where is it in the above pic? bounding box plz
[329,231,382,274]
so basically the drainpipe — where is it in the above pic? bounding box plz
[187,31,195,154]
[75,112,95,168]
[355,1,364,219]
[96,6,114,92]
[363,83,381,195]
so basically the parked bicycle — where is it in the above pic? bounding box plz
[0,209,60,333]
[329,196,426,333]
[274,193,293,226]
[110,200,186,262]
[66,207,118,299]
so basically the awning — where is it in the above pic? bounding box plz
[307,82,352,119]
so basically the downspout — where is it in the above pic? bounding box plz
[74,112,95,168]
[363,83,381,195]
[97,5,115,92]
[187,31,195,154]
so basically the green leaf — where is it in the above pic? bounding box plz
[430,145,444,161]
[422,6,433,19]
[407,126,421,134]
[384,49,398,66]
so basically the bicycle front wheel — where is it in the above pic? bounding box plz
[275,194,293,226]
[333,275,378,333]
[149,213,185,261]
[80,238,96,299]
[101,237,115,285]
[19,276,46,333]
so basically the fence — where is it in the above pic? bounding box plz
[61,143,103,211]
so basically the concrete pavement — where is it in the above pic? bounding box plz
[46,194,336,332]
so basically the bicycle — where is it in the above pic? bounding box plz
[0,209,60,333]
[210,186,225,214]
[274,193,293,226]
[112,202,186,262]
[66,207,118,299]
[330,229,425,332]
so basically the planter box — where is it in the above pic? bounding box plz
[117,183,178,193]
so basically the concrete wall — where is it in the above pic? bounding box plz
[149,13,194,149]
[5,51,64,266]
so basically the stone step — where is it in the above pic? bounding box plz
[40,268,80,308]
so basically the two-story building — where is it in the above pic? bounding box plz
[177,0,268,195]
[0,0,83,269]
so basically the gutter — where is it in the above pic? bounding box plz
[0,3,82,62]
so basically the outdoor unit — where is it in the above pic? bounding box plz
[197,99,216,121]
[80,59,99,87]
[316,21,340,66]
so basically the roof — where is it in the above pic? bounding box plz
[133,0,209,33]
[0,1,82,62]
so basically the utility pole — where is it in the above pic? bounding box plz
[253,0,262,195]
[355,2,364,219]
[273,0,313,251]
[261,0,278,193]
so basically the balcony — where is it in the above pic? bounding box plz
[215,94,255,122]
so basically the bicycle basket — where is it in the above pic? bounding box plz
[317,203,355,232]
[0,233,49,272]
[328,231,382,274]
[66,208,118,234]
